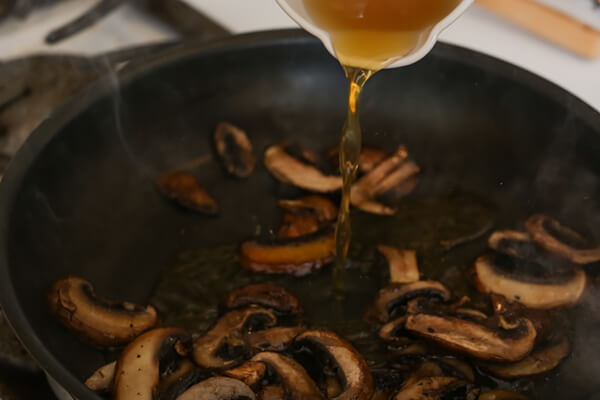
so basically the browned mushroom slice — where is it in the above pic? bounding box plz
[478,390,530,400]
[258,385,286,400]
[85,361,116,392]
[47,277,158,347]
[368,160,420,198]
[327,146,389,174]
[113,327,189,400]
[480,337,569,379]
[488,294,552,343]
[377,246,419,283]
[394,377,478,400]
[193,307,277,370]
[296,330,374,400]
[366,281,452,323]
[279,195,338,222]
[223,361,267,388]
[265,145,342,192]
[279,213,321,238]
[405,314,536,362]
[471,254,587,309]
[239,231,335,276]
[525,214,600,264]
[223,283,303,315]
[214,122,256,178]
[378,316,409,345]
[156,171,218,214]
[176,377,256,400]
[251,352,325,400]
[439,358,476,382]
[158,359,198,394]
[488,230,535,259]
[245,326,307,352]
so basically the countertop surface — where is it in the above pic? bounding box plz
[0,0,598,112]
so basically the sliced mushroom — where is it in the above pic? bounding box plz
[439,358,476,382]
[480,337,569,379]
[239,231,335,276]
[251,352,325,400]
[85,361,116,392]
[223,361,267,388]
[488,230,537,260]
[378,316,409,345]
[296,330,374,400]
[471,254,587,309]
[193,307,277,370]
[377,246,419,284]
[264,145,342,193]
[394,377,477,400]
[279,213,321,238]
[488,294,552,342]
[327,146,389,174]
[245,326,307,352]
[214,122,256,178]
[258,385,286,400]
[525,214,600,264]
[279,195,338,222]
[113,327,189,400]
[366,281,452,324]
[404,313,536,362]
[158,359,199,394]
[223,283,302,316]
[176,377,256,400]
[156,171,218,214]
[478,390,530,400]
[47,277,158,347]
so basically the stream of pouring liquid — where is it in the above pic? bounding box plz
[301,0,462,293]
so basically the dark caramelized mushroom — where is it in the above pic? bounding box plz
[480,337,569,379]
[258,385,286,400]
[525,214,600,264]
[279,195,338,222]
[156,171,218,214]
[296,330,374,400]
[176,377,256,400]
[158,358,199,395]
[239,231,335,276]
[404,313,536,362]
[366,281,452,323]
[279,213,321,238]
[378,316,409,345]
[471,254,587,309]
[223,361,267,388]
[251,352,325,400]
[264,145,342,193]
[113,328,189,400]
[488,231,536,259]
[223,283,303,315]
[245,326,307,352]
[47,277,158,347]
[214,122,256,178]
[193,307,277,370]
[85,361,116,392]
[394,377,477,400]
[377,246,419,283]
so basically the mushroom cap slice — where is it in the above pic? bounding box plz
[264,145,342,193]
[47,277,158,347]
[279,213,321,238]
[366,281,452,324]
[251,352,325,400]
[258,385,286,400]
[405,314,536,362]
[156,171,218,214]
[480,337,569,379]
[222,283,303,315]
[223,361,267,388]
[85,361,116,392]
[176,377,256,400]
[214,122,256,178]
[471,254,587,309]
[378,316,409,345]
[393,377,477,400]
[377,246,419,284]
[239,231,335,276]
[245,326,307,352]
[113,327,189,400]
[525,214,600,264]
[193,307,277,370]
[296,330,374,400]
[278,195,338,222]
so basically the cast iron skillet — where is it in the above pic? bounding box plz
[1,30,600,400]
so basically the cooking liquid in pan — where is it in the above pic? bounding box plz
[302,0,461,291]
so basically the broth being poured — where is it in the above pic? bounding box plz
[301,0,462,291]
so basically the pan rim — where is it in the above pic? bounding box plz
[0,28,599,400]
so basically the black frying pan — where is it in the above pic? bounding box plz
[1,30,600,400]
